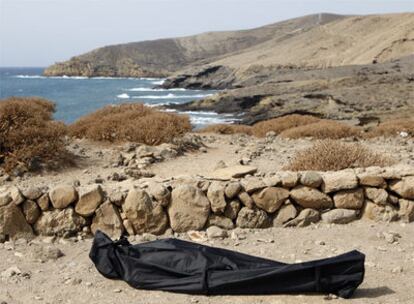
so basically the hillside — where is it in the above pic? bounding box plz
[43,13,344,77]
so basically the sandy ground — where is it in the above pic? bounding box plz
[1,221,413,304]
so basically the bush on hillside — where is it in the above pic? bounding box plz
[365,118,414,138]
[0,97,68,173]
[198,123,253,135]
[252,114,321,137]
[279,120,361,139]
[285,139,393,171]
[68,103,192,145]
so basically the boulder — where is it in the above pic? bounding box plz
[168,185,210,232]
[236,207,269,229]
[123,219,135,235]
[206,226,227,239]
[75,185,104,217]
[333,188,364,209]
[49,185,77,209]
[300,171,323,188]
[389,177,414,199]
[147,183,170,207]
[207,215,234,230]
[37,193,50,211]
[365,187,388,205]
[290,186,333,209]
[237,192,255,209]
[224,182,242,199]
[108,190,125,206]
[207,181,227,214]
[322,171,358,193]
[22,200,41,224]
[0,203,34,240]
[124,189,168,235]
[321,209,358,224]
[224,199,241,220]
[91,201,124,239]
[207,165,258,180]
[241,178,266,193]
[263,176,281,187]
[34,208,86,237]
[358,174,386,188]
[0,192,12,207]
[284,209,320,227]
[279,172,299,188]
[362,201,399,222]
[251,187,289,213]
[273,202,297,226]
[398,199,414,223]
[22,186,43,200]
[8,186,25,205]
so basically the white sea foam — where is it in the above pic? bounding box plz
[117,93,130,99]
[135,93,212,99]
[14,75,166,81]
[127,87,188,92]
[151,80,165,85]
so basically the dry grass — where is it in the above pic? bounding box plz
[280,120,361,139]
[198,124,253,135]
[366,118,414,138]
[286,139,393,171]
[0,97,68,173]
[252,114,321,137]
[69,103,192,145]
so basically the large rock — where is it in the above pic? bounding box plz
[300,171,323,188]
[207,215,234,230]
[206,226,228,239]
[0,203,34,240]
[34,208,86,237]
[22,186,43,200]
[279,172,299,188]
[224,182,242,199]
[398,199,414,223]
[273,202,297,226]
[22,200,41,224]
[207,181,227,214]
[224,199,241,220]
[8,186,25,205]
[290,186,333,209]
[362,201,398,222]
[333,188,364,209]
[207,165,257,180]
[358,174,386,188]
[237,192,255,209]
[322,171,358,193]
[389,177,414,199]
[285,209,320,227]
[365,187,388,205]
[236,207,269,229]
[0,192,12,207]
[321,209,358,224]
[91,201,124,239]
[146,183,170,207]
[124,189,168,235]
[75,185,104,217]
[168,185,210,232]
[241,178,266,193]
[37,193,50,211]
[251,187,289,213]
[49,185,78,209]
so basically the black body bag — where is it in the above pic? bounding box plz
[90,231,365,299]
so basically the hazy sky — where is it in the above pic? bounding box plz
[0,0,413,67]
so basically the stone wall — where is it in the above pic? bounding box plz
[1,166,413,241]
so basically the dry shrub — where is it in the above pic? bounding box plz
[198,123,253,135]
[366,118,414,138]
[69,103,191,145]
[252,114,321,137]
[0,97,68,173]
[286,140,393,171]
[280,120,361,139]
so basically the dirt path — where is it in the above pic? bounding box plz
[1,221,413,304]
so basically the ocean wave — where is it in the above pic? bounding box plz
[151,80,165,85]
[134,93,212,99]
[143,102,180,107]
[13,75,166,81]
[117,93,130,99]
[127,87,188,92]
[189,116,234,125]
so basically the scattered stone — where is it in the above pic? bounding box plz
[365,187,389,205]
[124,189,168,235]
[187,230,207,242]
[224,199,241,220]
[237,192,255,209]
[91,201,124,239]
[75,185,104,217]
[392,266,403,273]
[285,209,320,227]
[34,208,86,237]
[37,193,50,211]
[322,171,358,193]
[207,215,234,230]
[389,177,414,199]
[208,165,258,180]
[22,200,40,224]
[224,182,242,199]
[0,203,33,240]
[236,207,269,228]
[49,185,77,209]
[321,209,358,224]
[251,187,289,213]
[300,171,323,188]
[273,202,297,226]
[206,226,227,239]
[207,181,227,214]
[1,266,22,278]
[333,188,364,209]
[362,201,399,222]
[381,231,401,244]
[290,186,333,209]
[28,245,64,262]
[398,199,414,223]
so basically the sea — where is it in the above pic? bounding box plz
[0,67,236,128]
